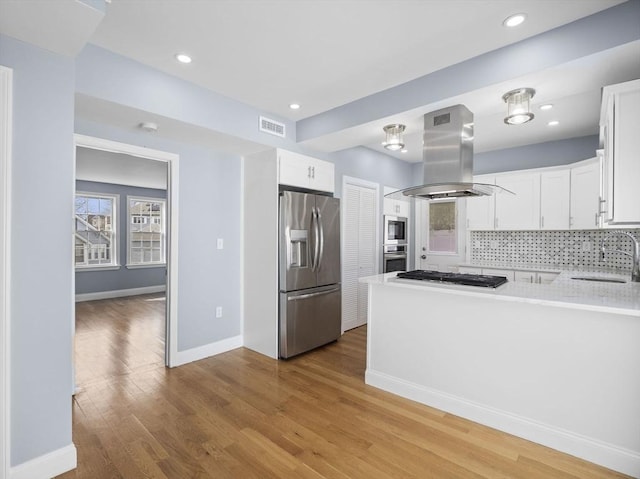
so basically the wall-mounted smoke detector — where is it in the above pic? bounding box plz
[259,116,286,138]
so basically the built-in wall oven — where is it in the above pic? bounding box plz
[383,244,407,273]
[383,215,408,245]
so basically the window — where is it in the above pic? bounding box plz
[127,196,166,267]
[75,193,118,268]
[427,200,457,254]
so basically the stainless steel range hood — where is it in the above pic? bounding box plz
[387,104,511,200]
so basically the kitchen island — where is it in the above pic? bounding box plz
[361,272,640,477]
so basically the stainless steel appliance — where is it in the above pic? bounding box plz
[396,270,508,288]
[383,244,407,273]
[279,190,341,358]
[385,105,512,200]
[383,215,407,245]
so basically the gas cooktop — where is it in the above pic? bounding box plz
[396,270,508,288]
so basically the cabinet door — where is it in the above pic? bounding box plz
[308,156,335,193]
[494,173,541,230]
[466,175,495,230]
[514,270,536,283]
[570,159,600,229]
[481,268,515,281]
[536,272,559,284]
[458,266,482,274]
[279,151,311,189]
[540,170,570,230]
[610,88,640,224]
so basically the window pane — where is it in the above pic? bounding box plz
[429,201,457,253]
[128,197,166,265]
[74,193,116,267]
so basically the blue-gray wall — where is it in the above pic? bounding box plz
[75,180,167,295]
[473,135,600,175]
[75,119,243,352]
[1,34,74,466]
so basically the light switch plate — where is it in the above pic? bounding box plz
[217,238,224,249]
[216,306,222,318]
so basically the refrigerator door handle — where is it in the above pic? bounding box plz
[317,207,324,270]
[311,206,320,271]
[287,286,341,301]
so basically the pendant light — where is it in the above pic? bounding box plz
[382,124,406,151]
[502,88,535,125]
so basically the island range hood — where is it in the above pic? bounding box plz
[387,104,511,200]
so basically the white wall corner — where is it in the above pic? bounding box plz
[10,444,76,479]
[171,335,243,368]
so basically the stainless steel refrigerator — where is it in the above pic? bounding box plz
[279,190,341,358]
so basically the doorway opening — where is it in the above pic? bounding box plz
[72,135,179,394]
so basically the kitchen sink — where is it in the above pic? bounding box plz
[570,276,627,284]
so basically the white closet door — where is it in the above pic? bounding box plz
[357,187,377,326]
[342,185,360,332]
[342,179,378,332]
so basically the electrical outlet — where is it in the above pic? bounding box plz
[215,306,222,318]
[217,238,224,250]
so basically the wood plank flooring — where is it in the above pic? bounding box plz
[59,294,630,478]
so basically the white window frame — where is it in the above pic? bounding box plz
[74,191,119,270]
[126,195,166,269]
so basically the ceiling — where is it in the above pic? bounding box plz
[2,0,638,162]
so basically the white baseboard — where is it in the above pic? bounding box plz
[10,443,76,479]
[171,335,243,367]
[75,285,166,302]
[365,369,640,478]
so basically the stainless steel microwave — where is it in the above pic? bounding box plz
[383,215,407,245]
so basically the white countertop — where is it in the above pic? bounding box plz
[361,271,640,316]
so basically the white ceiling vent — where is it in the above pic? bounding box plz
[259,116,286,138]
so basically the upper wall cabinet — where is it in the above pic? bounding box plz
[494,172,541,230]
[383,186,410,217]
[466,175,495,230]
[540,169,570,230]
[569,158,600,230]
[600,79,640,225]
[278,150,335,193]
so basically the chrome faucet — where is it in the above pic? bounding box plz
[600,231,640,282]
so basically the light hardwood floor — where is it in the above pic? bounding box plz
[59,294,630,478]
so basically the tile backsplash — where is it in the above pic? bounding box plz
[469,229,640,272]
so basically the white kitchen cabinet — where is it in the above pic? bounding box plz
[494,172,541,230]
[466,175,495,230]
[457,266,482,274]
[383,186,410,217]
[481,268,515,281]
[278,150,335,193]
[569,158,600,230]
[514,270,559,284]
[599,79,640,225]
[540,169,570,230]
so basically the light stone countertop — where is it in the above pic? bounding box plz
[360,271,640,316]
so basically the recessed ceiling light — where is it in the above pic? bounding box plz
[289,103,301,110]
[540,104,553,111]
[503,13,527,28]
[401,149,408,153]
[548,120,560,126]
[175,53,192,64]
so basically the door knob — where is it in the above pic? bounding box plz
[421,255,427,259]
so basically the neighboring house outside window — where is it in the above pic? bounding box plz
[75,193,118,268]
[127,196,166,267]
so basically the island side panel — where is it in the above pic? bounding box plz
[365,281,640,476]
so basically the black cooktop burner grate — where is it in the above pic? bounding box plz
[396,270,508,288]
